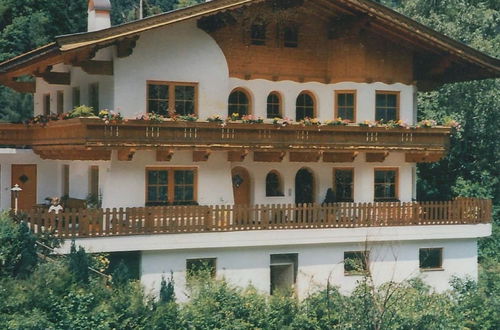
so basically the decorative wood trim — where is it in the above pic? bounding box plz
[193,150,211,162]
[156,149,174,161]
[289,151,321,162]
[227,150,248,162]
[334,90,357,122]
[366,152,389,162]
[117,148,136,161]
[253,151,285,162]
[323,152,358,163]
[116,36,139,58]
[79,60,113,75]
[36,71,71,85]
[33,148,111,160]
[3,79,35,93]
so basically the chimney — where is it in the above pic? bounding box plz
[88,0,111,32]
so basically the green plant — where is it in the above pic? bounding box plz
[69,105,96,118]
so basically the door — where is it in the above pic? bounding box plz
[231,166,250,205]
[11,164,37,211]
[295,168,314,204]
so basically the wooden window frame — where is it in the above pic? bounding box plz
[419,248,444,271]
[56,90,64,114]
[265,170,284,197]
[295,91,316,121]
[145,167,198,206]
[334,90,357,122]
[43,93,51,116]
[333,167,354,202]
[375,91,400,122]
[374,167,399,201]
[186,258,217,279]
[147,81,198,117]
[344,250,369,275]
[266,91,282,118]
[228,88,252,116]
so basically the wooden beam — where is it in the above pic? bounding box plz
[328,14,371,40]
[35,70,70,85]
[193,150,211,162]
[405,152,444,163]
[116,36,139,58]
[253,151,285,162]
[289,151,321,162]
[366,152,389,162]
[323,152,358,163]
[34,148,111,160]
[117,148,136,161]
[227,150,248,162]
[156,149,174,161]
[79,60,113,75]
[3,79,36,93]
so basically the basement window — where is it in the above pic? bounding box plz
[344,251,369,275]
[106,251,141,280]
[419,248,443,271]
[186,258,216,279]
[270,253,298,294]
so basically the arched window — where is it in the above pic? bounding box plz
[266,92,281,118]
[228,89,250,117]
[284,26,298,48]
[296,92,315,121]
[266,171,283,197]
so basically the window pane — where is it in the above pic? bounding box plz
[148,84,158,99]
[147,187,157,202]
[376,94,386,107]
[387,94,397,107]
[158,171,168,184]
[159,85,169,100]
[159,186,168,201]
[148,171,158,184]
[346,93,354,106]
[158,101,168,116]
[148,101,158,114]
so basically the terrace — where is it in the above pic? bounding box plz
[19,198,491,238]
[0,118,450,161]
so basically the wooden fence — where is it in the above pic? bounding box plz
[19,198,492,238]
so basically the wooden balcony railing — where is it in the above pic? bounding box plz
[19,198,491,238]
[0,118,450,159]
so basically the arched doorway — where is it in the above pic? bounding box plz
[231,167,251,205]
[295,168,314,204]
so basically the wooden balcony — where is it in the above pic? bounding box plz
[0,118,450,160]
[19,198,491,238]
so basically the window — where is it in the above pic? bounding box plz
[89,166,99,197]
[146,168,197,206]
[270,254,298,294]
[186,258,216,279]
[43,94,51,116]
[72,87,80,108]
[284,26,298,48]
[344,251,369,274]
[335,91,356,122]
[89,83,99,112]
[56,91,64,114]
[419,248,443,270]
[374,168,398,201]
[296,92,315,121]
[107,251,141,280]
[62,165,70,196]
[266,171,284,197]
[147,82,197,117]
[251,24,266,45]
[228,89,250,117]
[375,91,399,122]
[334,168,354,202]
[266,92,281,118]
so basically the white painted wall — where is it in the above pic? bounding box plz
[139,237,478,301]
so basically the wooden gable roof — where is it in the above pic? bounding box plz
[0,0,498,91]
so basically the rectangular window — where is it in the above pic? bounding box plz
[89,83,99,112]
[344,251,369,274]
[284,26,298,48]
[43,94,51,116]
[62,164,70,196]
[146,167,197,206]
[374,168,398,201]
[419,248,443,270]
[72,87,80,108]
[186,258,216,279]
[335,91,356,122]
[375,91,399,122]
[270,253,298,295]
[147,81,197,117]
[333,168,354,202]
[56,91,64,114]
[89,166,99,197]
[251,24,266,45]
